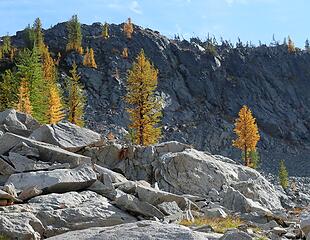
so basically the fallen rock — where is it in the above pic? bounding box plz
[157,201,182,215]
[0,191,136,238]
[0,212,44,240]
[0,133,91,167]
[219,230,252,240]
[221,186,271,214]
[301,211,310,237]
[10,142,40,158]
[0,109,27,131]
[18,186,43,201]
[5,164,97,193]
[136,185,199,211]
[202,208,228,218]
[0,156,15,175]
[155,148,282,211]
[114,191,165,219]
[114,180,151,194]
[46,220,211,240]
[30,122,103,152]
[94,164,128,183]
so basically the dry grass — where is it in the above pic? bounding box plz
[0,235,9,240]
[180,216,244,233]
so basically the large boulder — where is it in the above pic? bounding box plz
[0,212,44,240]
[5,164,97,193]
[154,148,282,211]
[0,191,136,238]
[0,133,91,167]
[46,220,211,240]
[86,142,282,212]
[0,109,40,137]
[114,190,165,219]
[30,122,103,152]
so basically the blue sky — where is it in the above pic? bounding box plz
[0,0,309,47]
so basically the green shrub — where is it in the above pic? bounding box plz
[279,160,289,189]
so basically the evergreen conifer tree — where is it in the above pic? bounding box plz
[66,15,83,54]
[33,18,44,51]
[0,70,19,111]
[279,160,289,189]
[16,48,49,123]
[305,39,310,52]
[1,35,11,57]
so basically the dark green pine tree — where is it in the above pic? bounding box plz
[66,15,83,54]
[16,48,49,123]
[0,70,19,111]
[33,18,45,51]
[23,24,36,49]
[1,35,11,56]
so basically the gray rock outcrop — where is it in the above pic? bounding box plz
[46,220,212,240]
[30,122,103,152]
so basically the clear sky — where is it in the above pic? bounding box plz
[0,0,309,47]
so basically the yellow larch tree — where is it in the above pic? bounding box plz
[123,18,134,39]
[49,85,64,124]
[232,105,260,167]
[83,47,97,68]
[122,48,129,59]
[41,45,64,124]
[83,47,91,66]
[287,36,296,53]
[16,78,32,115]
[67,62,85,127]
[102,22,109,39]
[125,49,162,146]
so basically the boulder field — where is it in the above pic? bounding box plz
[0,109,309,239]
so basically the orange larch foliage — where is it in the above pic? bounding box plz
[232,105,260,166]
[123,18,134,39]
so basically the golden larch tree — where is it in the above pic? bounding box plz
[125,49,162,146]
[83,47,91,66]
[102,22,109,39]
[41,45,64,124]
[48,85,64,124]
[232,105,260,167]
[122,48,129,59]
[124,18,134,39]
[287,36,296,53]
[67,62,85,127]
[83,47,97,68]
[17,78,32,115]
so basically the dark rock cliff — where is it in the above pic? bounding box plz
[7,22,310,176]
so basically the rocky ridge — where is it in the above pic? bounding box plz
[0,109,309,239]
[8,21,310,176]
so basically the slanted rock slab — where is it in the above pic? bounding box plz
[0,133,91,167]
[5,164,97,193]
[30,122,104,152]
[46,220,211,240]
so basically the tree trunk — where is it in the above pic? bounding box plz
[244,146,249,166]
